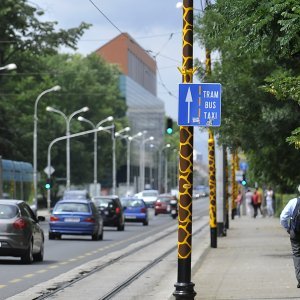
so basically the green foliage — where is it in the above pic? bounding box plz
[0,0,127,192]
[195,0,300,192]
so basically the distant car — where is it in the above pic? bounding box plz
[92,196,125,231]
[154,194,175,216]
[120,197,148,226]
[0,200,45,264]
[135,190,159,207]
[49,198,103,241]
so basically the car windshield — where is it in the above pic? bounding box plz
[122,199,143,207]
[0,204,18,219]
[93,198,112,208]
[142,191,158,197]
[158,197,171,203]
[54,203,89,213]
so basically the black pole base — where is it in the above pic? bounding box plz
[217,222,226,237]
[173,282,196,299]
[210,227,217,248]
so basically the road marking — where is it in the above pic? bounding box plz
[23,274,34,278]
[0,285,6,288]
[69,258,76,262]
[36,269,47,274]
[10,278,22,283]
[48,265,58,269]
[59,261,68,265]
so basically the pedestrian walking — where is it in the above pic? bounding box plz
[252,190,259,218]
[235,190,243,217]
[280,190,300,288]
[245,188,253,217]
[256,188,264,216]
[266,187,274,217]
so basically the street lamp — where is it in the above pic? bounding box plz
[158,144,170,193]
[33,85,61,210]
[77,115,114,196]
[46,105,89,190]
[113,126,130,195]
[126,132,142,193]
[140,136,154,191]
[0,63,17,71]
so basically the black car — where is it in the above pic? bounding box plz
[92,196,125,231]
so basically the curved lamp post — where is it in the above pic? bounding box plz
[77,115,114,196]
[126,132,142,193]
[0,63,17,71]
[46,106,89,190]
[140,136,154,191]
[113,127,130,195]
[33,85,61,209]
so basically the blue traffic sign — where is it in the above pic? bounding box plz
[178,83,222,127]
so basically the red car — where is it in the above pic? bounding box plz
[154,194,175,216]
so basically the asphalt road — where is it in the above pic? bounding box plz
[0,197,208,299]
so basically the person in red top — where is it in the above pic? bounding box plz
[252,190,259,218]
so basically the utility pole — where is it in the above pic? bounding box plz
[173,0,197,299]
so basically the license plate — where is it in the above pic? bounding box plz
[126,216,136,219]
[64,217,80,222]
[171,210,176,214]
[167,205,171,212]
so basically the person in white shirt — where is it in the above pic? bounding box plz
[245,189,253,217]
[280,191,300,288]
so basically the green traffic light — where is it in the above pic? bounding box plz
[241,180,247,186]
[166,128,173,134]
[45,183,51,189]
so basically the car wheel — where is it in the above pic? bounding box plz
[99,228,103,240]
[49,232,55,240]
[21,240,33,264]
[92,228,100,240]
[143,220,149,226]
[117,223,125,231]
[33,241,44,262]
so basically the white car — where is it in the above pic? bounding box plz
[135,190,159,207]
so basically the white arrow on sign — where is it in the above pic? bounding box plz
[44,166,55,176]
[185,87,193,124]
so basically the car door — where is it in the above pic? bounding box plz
[21,203,43,253]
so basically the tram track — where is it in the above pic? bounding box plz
[32,217,207,300]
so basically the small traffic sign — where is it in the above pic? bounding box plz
[44,166,55,176]
[178,83,222,127]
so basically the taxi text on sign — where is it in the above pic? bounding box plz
[178,83,222,127]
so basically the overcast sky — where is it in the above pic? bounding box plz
[32,0,209,160]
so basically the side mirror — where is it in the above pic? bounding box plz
[37,216,46,222]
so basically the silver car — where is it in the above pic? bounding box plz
[0,200,45,264]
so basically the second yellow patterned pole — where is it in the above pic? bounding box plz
[173,0,196,298]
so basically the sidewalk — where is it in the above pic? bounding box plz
[192,216,299,300]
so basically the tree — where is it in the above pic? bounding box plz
[194,0,300,192]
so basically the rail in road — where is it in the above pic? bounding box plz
[8,215,209,299]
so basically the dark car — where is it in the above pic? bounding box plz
[0,200,45,264]
[92,196,125,231]
[120,197,149,226]
[49,198,103,241]
[154,194,176,216]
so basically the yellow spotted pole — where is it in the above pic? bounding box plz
[205,47,217,248]
[173,0,197,298]
[224,147,229,229]
[231,151,237,219]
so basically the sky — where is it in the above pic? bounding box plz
[32,0,209,161]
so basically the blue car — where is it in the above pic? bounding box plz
[120,198,148,226]
[49,199,103,240]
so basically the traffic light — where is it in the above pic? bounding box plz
[166,117,173,134]
[241,174,247,186]
[45,178,52,190]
